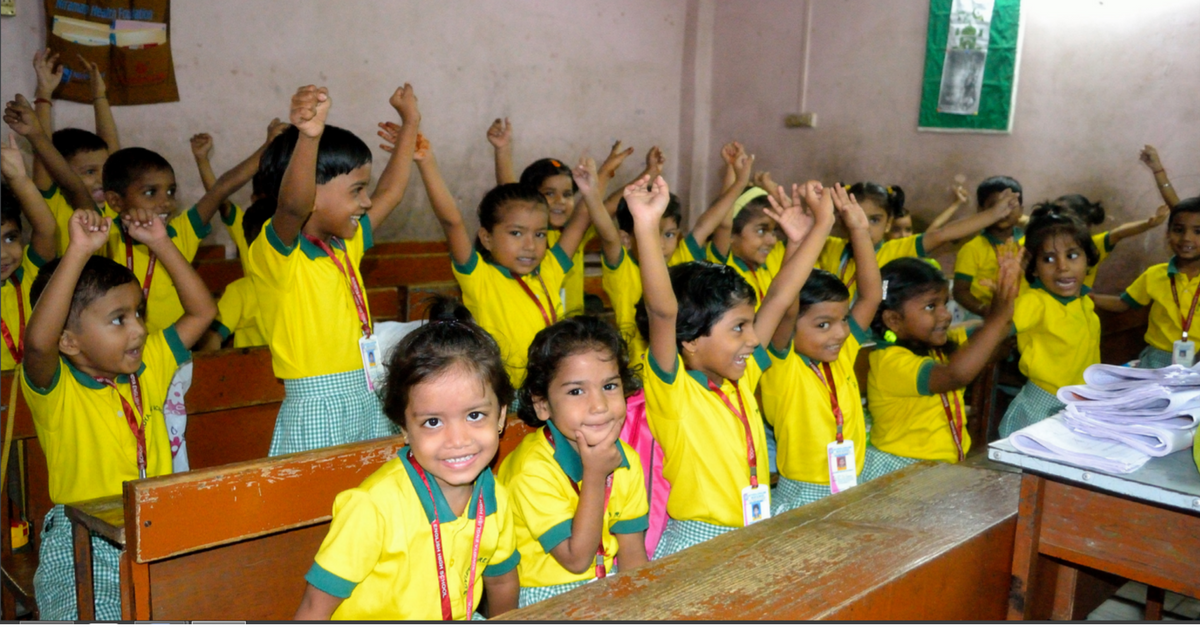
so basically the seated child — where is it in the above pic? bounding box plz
[953,176,1026,316]
[498,316,649,607]
[295,300,519,620]
[868,252,1020,471]
[1,136,56,370]
[887,184,969,241]
[998,209,1101,437]
[21,209,215,620]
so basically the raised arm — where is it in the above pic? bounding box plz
[719,141,742,193]
[921,189,1021,253]
[365,84,420,231]
[487,117,517,185]
[692,149,753,250]
[595,140,635,192]
[272,86,329,245]
[31,49,63,192]
[629,175,677,370]
[1108,204,1170,248]
[189,133,217,192]
[1,135,56,262]
[753,182,833,342]
[414,136,473,267]
[953,278,991,318]
[573,156,622,266]
[79,55,119,152]
[603,146,663,214]
[1091,293,1131,313]
[832,185,882,329]
[928,185,969,232]
[193,125,281,226]
[125,215,216,347]
[1140,145,1180,209]
[4,95,95,212]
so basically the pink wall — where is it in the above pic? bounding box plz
[709,0,1200,291]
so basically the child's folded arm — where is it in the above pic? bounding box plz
[130,216,216,348]
[1,138,56,262]
[922,188,1021,253]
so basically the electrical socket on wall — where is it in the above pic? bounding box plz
[785,113,817,128]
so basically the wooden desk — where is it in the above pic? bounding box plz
[991,440,1200,620]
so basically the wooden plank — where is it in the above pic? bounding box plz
[359,253,454,287]
[193,259,244,296]
[1008,473,1047,619]
[399,281,461,321]
[66,496,125,545]
[1098,307,1149,367]
[72,520,95,621]
[366,286,400,322]
[186,404,280,471]
[502,462,1021,620]
[368,241,447,256]
[185,347,283,414]
[194,245,226,261]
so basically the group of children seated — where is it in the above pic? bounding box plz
[1,51,1194,620]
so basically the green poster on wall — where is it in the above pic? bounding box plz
[918,0,1022,133]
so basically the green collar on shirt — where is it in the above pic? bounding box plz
[683,346,771,388]
[984,226,1023,247]
[65,357,147,390]
[400,446,497,523]
[545,420,629,483]
[1030,279,1091,305]
[731,254,753,273]
[297,233,347,261]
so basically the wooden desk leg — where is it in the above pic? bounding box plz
[129,560,151,620]
[119,551,132,621]
[1008,473,1047,620]
[1145,586,1165,621]
[71,521,95,621]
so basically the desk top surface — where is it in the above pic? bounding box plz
[989,439,1200,514]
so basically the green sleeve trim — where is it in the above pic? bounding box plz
[767,342,790,360]
[550,243,573,273]
[953,272,974,283]
[915,358,936,397]
[162,326,192,367]
[305,562,357,599]
[537,519,574,554]
[752,345,772,371]
[610,513,649,535]
[361,215,374,252]
[647,352,677,385]
[914,233,927,258]
[683,233,705,261]
[709,243,729,264]
[210,321,232,342]
[26,247,48,269]
[1120,292,1146,309]
[602,247,625,272]
[1103,232,1115,252]
[483,550,521,577]
[39,183,58,200]
[24,362,61,396]
[220,203,239,227]
[452,249,479,275]
[848,318,870,344]
[185,206,212,240]
[265,222,296,256]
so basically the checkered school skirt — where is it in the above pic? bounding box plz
[518,578,593,608]
[269,369,396,457]
[34,505,121,621]
[1139,345,1173,369]
[771,477,832,516]
[860,446,921,481]
[999,381,1066,439]
[652,518,737,560]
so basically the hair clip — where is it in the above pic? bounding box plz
[550,159,562,168]
[881,280,889,301]
[886,186,894,194]
[884,330,897,343]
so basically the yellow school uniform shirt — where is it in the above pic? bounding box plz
[643,348,772,528]
[211,277,267,348]
[21,327,188,505]
[220,202,254,271]
[247,217,374,380]
[818,234,927,297]
[760,320,870,483]
[710,248,776,307]
[1014,282,1100,394]
[106,205,212,333]
[1,248,47,370]
[867,328,971,463]
[1121,258,1200,353]
[1084,232,1113,289]
[40,185,115,257]
[953,228,1024,306]
[453,245,572,387]
[496,421,649,588]
[668,233,709,266]
[306,446,519,620]
[548,227,593,317]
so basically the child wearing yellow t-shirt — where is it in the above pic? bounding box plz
[295,300,519,620]
[953,176,1027,316]
[633,174,832,558]
[1,136,57,371]
[999,209,1101,437]
[868,253,1020,472]
[248,84,421,456]
[1051,193,1168,290]
[498,316,649,606]
[21,209,215,620]
[761,187,882,513]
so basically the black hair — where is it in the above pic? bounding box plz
[797,269,850,317]
[1168,196,1200,225]
[29,256,139,329]
[519,158,577,194]
[732,193,772,235]
[51,128,108,162]
[848,182,905,218]
[517,316,642,427]
[1023,206,1100,284]
[871,258,955,357]
[1,184,22,231]
[976,175,1023,208]
[615,193,683,233]
[381,297,514,430]
[635,261,755,352]
[474,183,549,257]
[102,147,173,195]
[1054,194,1105,226]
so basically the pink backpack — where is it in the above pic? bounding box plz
[620,390,670,558]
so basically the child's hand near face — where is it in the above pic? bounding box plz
[68,208,111,254]
[571,156,601,199]
[832,184,870,232]
[800,180,835,225]
[624,174,670,223]
[598,140,635,182]
[266,117,288,143]
[576,416,624,479]
[3,95,43,138]
[486,117,512,149]
[989,242,1023,320]
[1149,204,1170,228]
[389,83,420,126]
[765,183,814,244]
[290,85,330,139]
[190,133,213,161]
[33,49,64,99]
[123,212,169,248]
[0,135,28,181]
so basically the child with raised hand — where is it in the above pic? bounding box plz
[1140,145,1181,209]
[634,174,833,558]
[248,83,420,456]
[887,184,969,241]
[997,209,1101,437]
[867,247,1021,473]
[295,299,520,620]
[21,209,215,620]
[1051,193,1167,289]
[760,186,881,512]
[1,135,57,370]
[419,131,589,389]
[497,316,649,607]
[953,176,1027,316]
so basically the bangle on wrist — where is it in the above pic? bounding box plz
[93,96,108,102]
[1161,182,1172,189]
[1153,169,1165,175]
[34,98,53,107]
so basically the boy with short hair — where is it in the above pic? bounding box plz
[21,208,215,620]
[953,176,1025,316]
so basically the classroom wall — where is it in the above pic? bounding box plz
[1,0,689,246]
[708,0,1200,292]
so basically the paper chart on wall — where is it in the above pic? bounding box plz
[937,0,995,115]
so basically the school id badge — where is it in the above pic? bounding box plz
[827,440,857,494]
[1173,340,1195,367]
[359,335,384,392]
[741,484,771,526]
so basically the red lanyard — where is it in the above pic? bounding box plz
[809,362,845,444]
[542,426,613,580]
[1,278,25,364]
[94,374,149,479]
[124,232,156,300]
[515,274,558,327]
[706,378,758,488]
[305,236,372,337]
[1169,274,1200,342]
[932,351,965,462]
[407,450,485,621]
[838,247,856,288]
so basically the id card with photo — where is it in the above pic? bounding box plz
[741,484,771,526]
[827,440,857,494]
[359,336,384,392]
[1173,339,1195,367]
